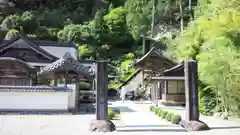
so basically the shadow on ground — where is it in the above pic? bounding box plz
[117,124,180,128]
[110,106,135,112]
[116,129,187,132]
[211,126,240,130]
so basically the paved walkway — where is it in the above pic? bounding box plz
[111,101,185,132]
[109,100,240,135]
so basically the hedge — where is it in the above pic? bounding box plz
[149,106,182,125]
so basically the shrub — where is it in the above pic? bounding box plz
[157,109,162,116]
[166,113,174,121]
[150,106,155,112]
[161,110,168,119]
[171,114,182,124]
[154,108,159,114]
[108,108,115,120]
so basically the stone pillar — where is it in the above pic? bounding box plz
[181,60,209,131]
[95,60,108,120]
[184,60,199,121]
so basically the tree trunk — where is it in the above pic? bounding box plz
[189,0,194,20]
[151,0,156,38]
[179,0,184,32]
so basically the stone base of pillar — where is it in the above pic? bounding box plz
[89,119,116,132]
[180,120,210,131]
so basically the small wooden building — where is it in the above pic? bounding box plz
[152,62,185,106]
[134,47,185,106]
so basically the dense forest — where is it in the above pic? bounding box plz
[0,0,240,117]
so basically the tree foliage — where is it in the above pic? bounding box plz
[171,0,240,115]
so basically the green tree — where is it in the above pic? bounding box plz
[21,11,39,33]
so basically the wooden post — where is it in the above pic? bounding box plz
[92,80,95,104]
[96,60,108,120]
[184,60,199,121]
[153,82,158,106]
[53,74,57,86]
[64,70,68,87]
[75,78,80,112]
[164,81,168,94]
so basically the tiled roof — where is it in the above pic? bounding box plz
[32,40,77,48]
[0,35,58,61]
[0,37,76,49]
[0,85,72,92]
[39,52,94,79]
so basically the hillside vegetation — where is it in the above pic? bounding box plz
[1,0,240,116]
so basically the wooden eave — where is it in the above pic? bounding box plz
[151,62,185,81]
[39,53,94,80]
[134,47,176,71]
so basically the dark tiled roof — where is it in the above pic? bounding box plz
[135,47,176,66]
[32,40,77,48]
[0,85,72,92]
[0,35,58,61]
[0,36,77,49]
[39,52,94,79]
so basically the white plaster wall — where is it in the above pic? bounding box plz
[58,84,76,109]
[121,70,143,99]
[40,46,77,58]
[0,92,69,110]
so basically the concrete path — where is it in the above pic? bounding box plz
[110,101,185,132]
[110,100,240,135]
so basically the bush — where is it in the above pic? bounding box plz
[166,113,174,121]
[161,110,168,119]
[171,114,182,124]
[154,108,159,114]
[157,109,162,117]
[150,106,155,112]
[108,108,115,120]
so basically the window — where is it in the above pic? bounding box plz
[167,80,185,94]
[177,80,185,93]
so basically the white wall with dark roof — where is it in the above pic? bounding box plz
[40,46,78,58]
[0,92,69,110]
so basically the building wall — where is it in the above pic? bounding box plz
[0,92,70,110]
[120,70,143,98]
[58,84,76,109]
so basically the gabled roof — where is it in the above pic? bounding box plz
[163,61,184,76]
[135,47,176,70]
[39,52,94,80]
[0,35,58,61]
[32,40,77,48]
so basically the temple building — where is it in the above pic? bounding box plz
[0,34,94,112]
[119,38,185,106]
